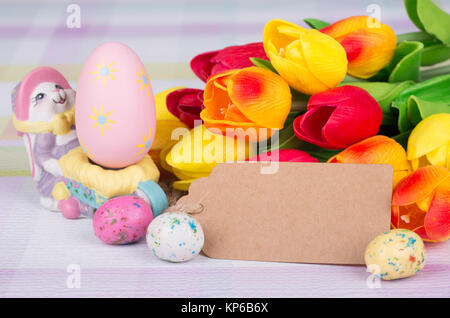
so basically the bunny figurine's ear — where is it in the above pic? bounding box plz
[11,80,36,178]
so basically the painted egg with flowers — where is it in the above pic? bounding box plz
[75,42,156,168]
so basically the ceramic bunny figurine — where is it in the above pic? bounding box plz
[11,67,79,211]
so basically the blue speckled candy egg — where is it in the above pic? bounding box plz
[365,229,425,280]
[146,212,204,262]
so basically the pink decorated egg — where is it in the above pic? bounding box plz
[76,42,156,168]
[93,196,153,245]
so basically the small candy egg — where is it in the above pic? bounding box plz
[146,212,204,262]
[58,197,81,219]
[93,196,153,245]
[365,229,425,280]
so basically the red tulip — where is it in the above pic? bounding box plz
[191,42,269,82]
[166,88,204,129]
[248,149,319,162]
[293,86,382,149]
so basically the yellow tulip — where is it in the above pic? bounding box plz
[162,125,251,190]
[263,19,348,95]
[407,113,450,171]
[150,87,189,164]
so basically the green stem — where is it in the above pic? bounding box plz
[342,75,367,83]
[397,31,436,45]
[420,64,450,81]
[391,130,412,149]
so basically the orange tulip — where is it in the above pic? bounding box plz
[200,66,291,142]
[328,135,410,188]
[392,165,449,242]
[321,16,397,79]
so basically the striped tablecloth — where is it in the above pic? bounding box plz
[0,0,448,297]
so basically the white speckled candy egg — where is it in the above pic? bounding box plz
[76,42,156,168]
[365,229,425,280]
[146,212,204,262]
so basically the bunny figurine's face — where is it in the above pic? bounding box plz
[28,82,76,122]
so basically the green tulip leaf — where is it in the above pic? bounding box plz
[344,81,415,126]
[404,0,426,30]
[420,43,450,66]
[261,111,303,153]
[392,74,450,132]
[370,41,423,82]
[417,0,450,45]
[404,0,450,45]
[250,57,278,74]
[407,96,450,126]
[389,41,424,82]
[303,18,330,29]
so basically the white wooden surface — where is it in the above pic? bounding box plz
[0,177,448,297]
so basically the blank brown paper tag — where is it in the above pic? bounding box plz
[177,162,393,265]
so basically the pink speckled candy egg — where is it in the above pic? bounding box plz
[76,42,156,168]
[93,196,153,245]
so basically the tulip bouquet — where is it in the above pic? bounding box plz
[153,0,449,242]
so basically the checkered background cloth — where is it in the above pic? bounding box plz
[0,0,421,176]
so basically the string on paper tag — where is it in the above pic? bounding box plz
[165,202,204,215]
